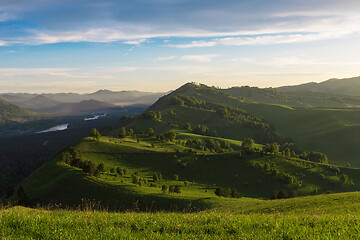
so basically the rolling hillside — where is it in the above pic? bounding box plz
[4,81,360,239]
[239,103,360,167]
[8,135,360,211]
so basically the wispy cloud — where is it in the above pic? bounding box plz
[0,1,359,45]
[0,68,84,78]
[181,54,219,62]
[238,57,360,67]
[171,28,360,48]
[0,12,14,22]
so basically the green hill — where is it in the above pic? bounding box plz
[133,82,360,167]
[0,97,31,124]
[116,82,360,167]
[116,83,282,145]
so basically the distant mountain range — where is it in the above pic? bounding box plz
[0,90,166,105]
[2,76,360,123]
[0,90,166,117]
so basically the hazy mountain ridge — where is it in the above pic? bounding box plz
[1,89,166,105]
[219,77,360,108]
[278,76,360,96]
[0,90,165,116]
[0,97,32,124]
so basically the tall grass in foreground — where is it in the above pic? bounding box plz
[1,206,360,239]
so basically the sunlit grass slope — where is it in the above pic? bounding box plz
[3,192,360,239]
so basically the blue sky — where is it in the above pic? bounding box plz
[0,0,360,93]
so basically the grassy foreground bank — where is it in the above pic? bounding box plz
[1,206,360,239]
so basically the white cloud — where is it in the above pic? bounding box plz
[123,39,147,45]
[97,67,138,72]
[170,41,216,48]
[181,54,219,62]
[156,56,176,61]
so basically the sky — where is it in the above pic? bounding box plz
[0,0,360,93]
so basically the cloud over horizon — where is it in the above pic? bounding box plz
[0,0,359,92]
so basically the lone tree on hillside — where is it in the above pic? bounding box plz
[161,185,168,193]
[90,128,101,140]
[164,131,176,142]
[128,128,134,136]
[97,163,105,172]
[242,138,255,153]
[174,185,181,194]
[117,167,124,176]
[119,127,127,138]
[147,128,155,137]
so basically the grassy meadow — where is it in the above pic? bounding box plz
[3,192,360,239]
